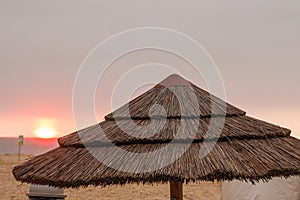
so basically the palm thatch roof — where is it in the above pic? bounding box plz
[13,74,300,188]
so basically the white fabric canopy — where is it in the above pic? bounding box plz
[221,176,300,200]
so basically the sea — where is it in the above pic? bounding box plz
[0,137,59,155]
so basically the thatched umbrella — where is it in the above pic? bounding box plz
[13,74,300,200]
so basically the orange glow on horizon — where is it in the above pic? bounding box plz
[34,127,56,138]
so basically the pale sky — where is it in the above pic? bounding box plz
[0,0,299,138]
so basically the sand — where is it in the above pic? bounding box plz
[0,154,220,200]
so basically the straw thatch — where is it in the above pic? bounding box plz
[57,115,290,147]
[13,74,300,188]
[104,79,246,120]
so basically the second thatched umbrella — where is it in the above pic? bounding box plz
[13,74,300,200]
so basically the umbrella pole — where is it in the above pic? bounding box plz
[170,181,183,200]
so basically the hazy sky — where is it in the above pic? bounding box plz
[0,0,299,138]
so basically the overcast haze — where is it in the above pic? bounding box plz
[0,0,299,138]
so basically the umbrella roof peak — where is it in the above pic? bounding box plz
[156,74,192,87]
[105,74,245,120]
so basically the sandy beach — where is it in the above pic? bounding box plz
[1,154,220,200]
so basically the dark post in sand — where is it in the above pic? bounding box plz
[18,135,24,161]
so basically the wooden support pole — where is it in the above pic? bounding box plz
[170,181,183,200]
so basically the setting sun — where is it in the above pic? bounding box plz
[34,127,56,139]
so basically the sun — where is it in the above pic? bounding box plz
[34,127,56,139]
